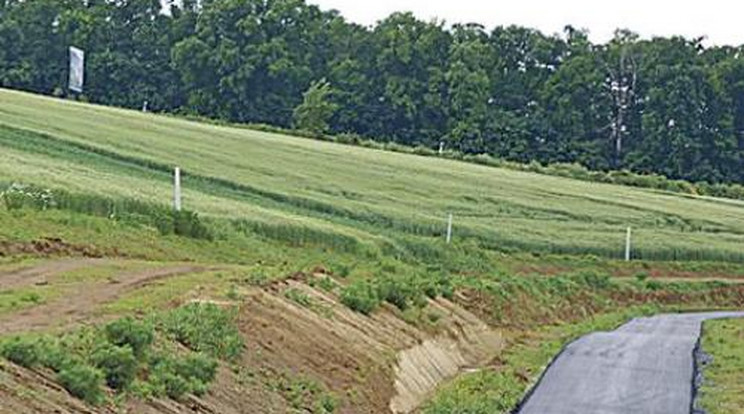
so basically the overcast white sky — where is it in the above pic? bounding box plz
[307,0,744,45]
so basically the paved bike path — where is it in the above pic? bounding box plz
[518,312,744,414]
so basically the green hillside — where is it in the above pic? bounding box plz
[4,88,744,413]
[2,88,743,262]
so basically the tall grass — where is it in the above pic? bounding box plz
[0,182,211,240]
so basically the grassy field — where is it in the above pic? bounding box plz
[3,88,744,262]
[698,318,744,413]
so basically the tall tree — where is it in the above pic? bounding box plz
[445,23,490,153]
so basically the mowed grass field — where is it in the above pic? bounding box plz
[2,87,744,261]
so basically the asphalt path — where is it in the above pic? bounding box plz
[518,312,744,414]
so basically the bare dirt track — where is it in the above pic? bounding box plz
[0,258,102,290]
[0,260,205,335]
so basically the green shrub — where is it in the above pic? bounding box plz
[421,278,440,299]
[634,272,650,283]
[37,339,70,372]
[645,280,663,291]
[57,364,105,405]
[148,352,218,399]
[316,393,338,413]
[91,344,138,390]
[0,337,41,368]
[160,371,190,400]
[340,281,380,315]
[332,263,352,278]
[159,303,243,361]
[104,317,154,358]
[376,276,413,311]
[173,353,218,386]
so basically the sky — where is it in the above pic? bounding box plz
[307,0,744,46]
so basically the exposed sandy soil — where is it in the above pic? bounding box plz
[0,263,205,335]
[240,277,503,413]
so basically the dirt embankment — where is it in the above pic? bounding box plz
[239,278,503,413]
[0,238,115,259]
[1,266,502,414]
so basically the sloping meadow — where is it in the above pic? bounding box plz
[2,89,744,262]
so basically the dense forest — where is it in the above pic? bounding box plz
[2,0,744,184]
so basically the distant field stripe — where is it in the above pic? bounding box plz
[0,124,456,239]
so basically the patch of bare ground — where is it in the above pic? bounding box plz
[0,265,205,335]
[0,258,104,290]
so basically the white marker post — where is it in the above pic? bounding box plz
[446,213,453,244]
[625,227,632,261]
[173,167,182,211]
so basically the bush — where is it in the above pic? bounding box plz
[376,276,413,311]
[91,344,138,390]
[159,303,243,361]
[332,263,352,278]
[0,337,41,368]
[645,280,664,291]
[104,317,154,358]
[57,364,105,405]
[148,352,218,399]
[173,353,218,386]
[158,371,191,400]
[340,281,380,315]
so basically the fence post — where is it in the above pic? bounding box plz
[625,226,632,261]
[446,213,453,244]
[174,167,182,212]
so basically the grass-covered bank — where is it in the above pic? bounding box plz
[697,318,744,414]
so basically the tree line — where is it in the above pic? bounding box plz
[2,0,744,184]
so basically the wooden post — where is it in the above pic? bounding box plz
[174,167,182,211]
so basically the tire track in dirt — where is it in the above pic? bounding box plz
[0,258,105,290]
[0,265,206,335]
